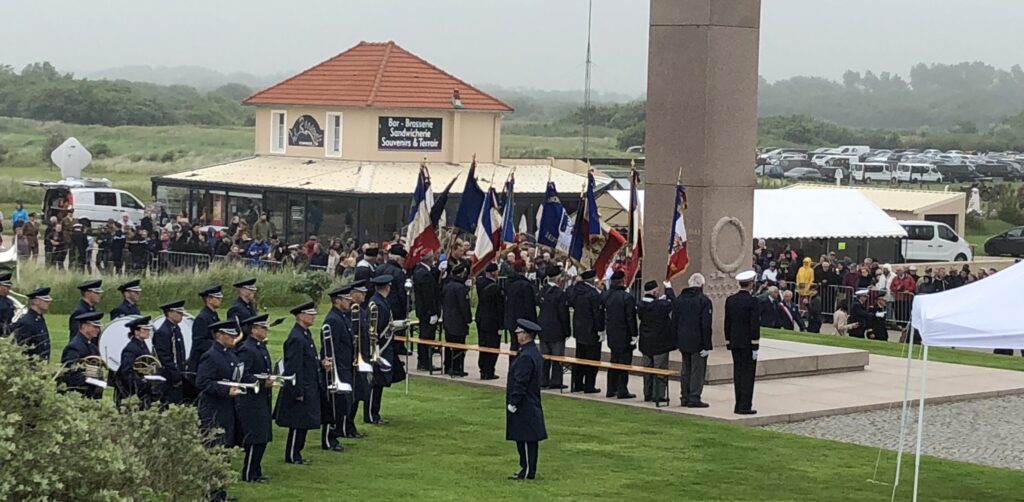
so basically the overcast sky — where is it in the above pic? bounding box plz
[3,0,1022,95]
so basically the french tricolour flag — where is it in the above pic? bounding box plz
[405,163,440,270]
[665,184,689,281]
[471,188,503,276]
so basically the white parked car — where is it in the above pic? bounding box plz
[899,220,972,262]
[24,178,146,228]
[895,163,943,183]
[849,162,894,183]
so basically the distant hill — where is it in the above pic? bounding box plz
[84,65,292,92]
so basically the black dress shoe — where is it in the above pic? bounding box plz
[549,384,568,390]
[258,475,272,482]
[734,409,758,415]
[690,401,710,408]
[508,472,525,480]
[346,432,366,439]
[481,375,500,381]
[327,444,346,452]
[458,371,469,377]
[583,388,602,394]
[605,392,616,398]
[287,459,312,465]
[616,393,637,399]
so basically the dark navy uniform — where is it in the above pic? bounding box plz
[320,305,356,449]
[360,290,395,424]
[475,268,504,379]
[153,314,188,404]
[538,274,571,389]
[61,332,103,399]
[110,299,140,320]
[189,305,220,378]
[603,278,638,399]
[441,274,471,376]
[724,278,761,414]
[197,339,244,448]
[503,272,538,355]
[375,259,408,321]
[68,298,96,342]
[506,320,547,480]
[116,337,159,409]
[570,275,604,393]
[228,297,257,325]
[412,261,441,370]
[275,318,323,464]
[0,293,15,336]
[236,330,273,482]
[13,308,51,362]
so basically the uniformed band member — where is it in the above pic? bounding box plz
[570,270,603,394]
[236,314,274,483]
[188,284,223,389]
[275,302,326,465]
[116,316,161,409]
[538,266,570,389]
[228,278,259,324]
[725,270,760,415]
[638,279,675,403]
[361,274,396,425]
[603,269,637,399]
[110,279,142,319]
[12,287,53,362]
[0,273,16,335]
[60,311,105,399]
[506,319,547,481]
[69,279,103,341]
[346,282,372,436]
[503,260,537,358]
[475,263,504,380]
[153,300,189,404]
[320,283,360,452]
[412,250,441,371]
[673,273,713,408]
[196,319,245,502]
[441,262,471,377]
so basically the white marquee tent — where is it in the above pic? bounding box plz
[897,261,1024,501]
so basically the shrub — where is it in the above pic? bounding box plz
[91,142,112,158]
[159,150,176,163]
[290,270,334,304]
[965,211,986,233]
[0,338,232,500]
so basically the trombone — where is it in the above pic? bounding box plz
[368,301,391,371]
[321,322,352,394]
[352,304,373,374]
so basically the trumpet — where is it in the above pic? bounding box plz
[217,380,261,394]
[352,304,372,374]
[253,373,296,386]
[321,323,352,394]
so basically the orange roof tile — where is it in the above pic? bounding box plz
[243,41,513,112]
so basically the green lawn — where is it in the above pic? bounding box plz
[35,310,1022,501]
[764,329,1024,372]
[967,218,1016,256]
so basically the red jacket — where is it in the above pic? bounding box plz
[890,274,916,300]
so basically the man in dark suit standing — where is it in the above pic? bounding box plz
[503,260,537,359]
[673,273,713,408]
[228,278,258,324]
[152,300,189,405]
[475,263,504,380]
[505,319,547,481]
[236,314,274,483]
[187,284,222,404]
[570,270,603,394]
[538,267,570,389]
[638,279,675,403]
[442,263,472,377]
[274,302,325,464]
[412,251,441,371]
[603,270,637,399]
[725,270,761,415]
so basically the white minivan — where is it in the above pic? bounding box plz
[895,163,943,183]
[849,162,893,183]
[25,178,146,227]
[899,220,972,262]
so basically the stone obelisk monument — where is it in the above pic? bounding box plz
[644,0,760,345]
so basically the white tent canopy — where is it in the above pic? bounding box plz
[911,260,1024,348]
[600,188,907,240]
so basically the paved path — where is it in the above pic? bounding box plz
[765,395,1024,470]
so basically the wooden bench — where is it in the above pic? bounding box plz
[394,336,676,407]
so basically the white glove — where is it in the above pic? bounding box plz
[752,350,759,361]
[699,350,709,358]
[663,281,672,289]
[598,331,607,343]
[439,261,448,271]
[429,315,438,325]
[630,336,638,346]
[465,279,473,287]
[507,404,517,414]
[527,272,537,281]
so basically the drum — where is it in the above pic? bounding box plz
[98,314,194,371]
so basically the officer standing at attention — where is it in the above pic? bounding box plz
[12,287,53,362]
[110,279,143,319]
[320,283,359,452]
[228,278,259,324]
[196,319,246,501]
[360,275,397,425]
[412,250,441,372]
[441,262,472,377]
[187,285,223,403]
[0,273,16,335]
[537,266,570,390]
[69,279,103,341]
[638,279,676,404]
[374,246,409,383]
[475,263,504,380]
[603,270,638,399]
[570,270,603,394]
[506,319,547,481]
[725,270,761,415]
[116,316,160,409]
[503,260,537,358]
[60,311,105,399]
[275,302,326,465]
[153,300,189,404]
[236,314,275,483]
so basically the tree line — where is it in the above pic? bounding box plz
[0,62,254,127]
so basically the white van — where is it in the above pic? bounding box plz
[849,162,893,183]
[836,145,870,157]
[899,220,972,262]
[24,178,146,228]
[895,163,943,183]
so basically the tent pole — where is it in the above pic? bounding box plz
[911,344,929,502]
[891,322,915,500]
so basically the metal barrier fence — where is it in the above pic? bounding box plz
[763,281,916,331]
[38,250,331,277]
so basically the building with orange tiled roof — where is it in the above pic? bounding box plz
[153,41,606,244]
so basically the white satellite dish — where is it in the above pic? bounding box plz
[50,137,92,180]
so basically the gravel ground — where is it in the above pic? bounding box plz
[764,395,1024,470]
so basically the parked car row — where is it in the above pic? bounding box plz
[758,146,1024,182]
